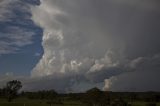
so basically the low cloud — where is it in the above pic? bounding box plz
[104,54,160,91]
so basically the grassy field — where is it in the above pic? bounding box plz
[128,101,160,106]
[0,98,86,106]
[0,98,160,106]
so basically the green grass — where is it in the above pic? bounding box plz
[0,102,84,106]
[1,98,160,106]
[129,101,147,106]
[0,98,86,106]
[129,101,160,106]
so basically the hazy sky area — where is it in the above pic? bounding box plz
[0,0,160,93]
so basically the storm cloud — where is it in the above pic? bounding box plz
[29,0,160,92]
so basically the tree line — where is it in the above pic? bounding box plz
[0,80,22,102]
[0,80,160,106]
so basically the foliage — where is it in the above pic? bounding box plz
[83,87,110,106]
[24,90,58,100]
[4,80,22,102]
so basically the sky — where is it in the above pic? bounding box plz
[0,0,160,93]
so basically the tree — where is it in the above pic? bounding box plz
[4,80,22,102]
[45,90,61,106]
[84,87,110,106]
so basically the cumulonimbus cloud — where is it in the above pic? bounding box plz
[30,0,160,92]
